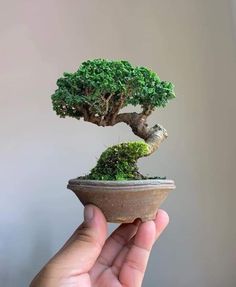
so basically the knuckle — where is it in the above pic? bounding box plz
[76,226,102,249]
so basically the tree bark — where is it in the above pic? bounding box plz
[145,124,168,155]
[113,112,168,155]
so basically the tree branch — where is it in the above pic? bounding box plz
[141,105,154,117]
[105,93,126,125]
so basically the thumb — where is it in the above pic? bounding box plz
[49,205,107,274]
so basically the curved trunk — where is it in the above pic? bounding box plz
[83,111,168,156]
[145,124,168,155]
[83,112,168,181]
[114,112,168,155]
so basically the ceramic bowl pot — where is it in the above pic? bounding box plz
[67,179,175,223]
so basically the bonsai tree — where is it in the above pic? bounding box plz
[51,59,175,180]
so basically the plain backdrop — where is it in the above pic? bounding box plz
[1,0,236,286]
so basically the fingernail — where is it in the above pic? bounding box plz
[84,205,94,223]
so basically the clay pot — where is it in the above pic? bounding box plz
[67,179,175,223]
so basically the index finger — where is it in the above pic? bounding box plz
[118,210,169,287]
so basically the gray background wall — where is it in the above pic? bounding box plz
[1,0,236,286]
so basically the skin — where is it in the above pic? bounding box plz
[30,205,169,287]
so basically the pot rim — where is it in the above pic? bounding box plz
[68,178,176,190]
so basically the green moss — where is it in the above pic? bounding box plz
[84,141,150,180]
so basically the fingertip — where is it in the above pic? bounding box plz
[84,204,108,237]
[85,204,106,222]
[154,209,169,239]
[135,220,156,250]
[157,209,170,224]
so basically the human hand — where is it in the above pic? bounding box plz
[30,205,169,287]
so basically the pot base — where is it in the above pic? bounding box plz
[67,179,175,223]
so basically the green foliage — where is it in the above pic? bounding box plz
[84,141,150,180]
[51,59,175,119]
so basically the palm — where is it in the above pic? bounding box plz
[82,220,157,287]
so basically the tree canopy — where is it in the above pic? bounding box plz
[51,59,175,126]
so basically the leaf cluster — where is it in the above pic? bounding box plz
[51,59,175,119]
